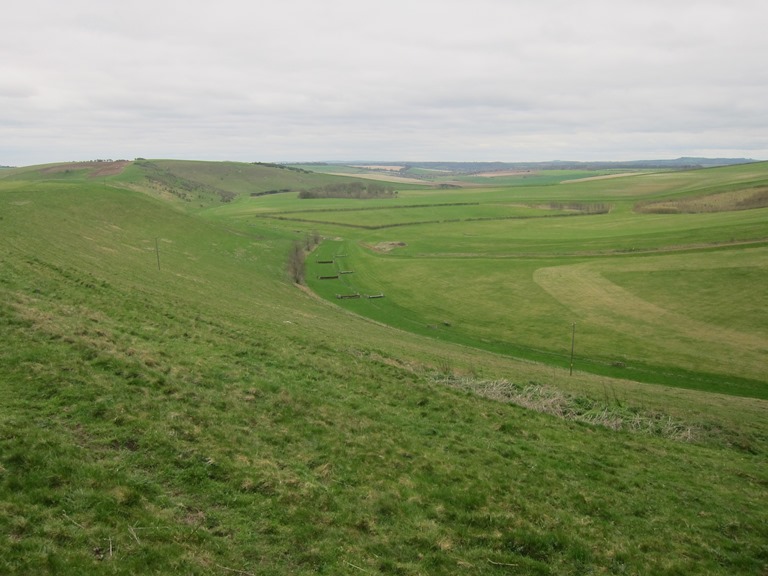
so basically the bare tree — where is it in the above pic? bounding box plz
[288,240,305,284]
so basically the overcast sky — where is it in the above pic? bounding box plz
[2,0,767,166]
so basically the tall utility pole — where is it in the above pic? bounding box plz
[569,322,576,376]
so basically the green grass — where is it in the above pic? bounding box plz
[259,203,593,229]
[292,164,768,397]
[307,242,768,397]
[1,160,767,574]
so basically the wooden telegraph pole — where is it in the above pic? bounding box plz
[569,322,576,376]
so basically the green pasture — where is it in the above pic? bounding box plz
[260,203,589,229]
[351,207,768,256]
[309,241,767,395]
[295,163,768,397]
[1,160,767,574]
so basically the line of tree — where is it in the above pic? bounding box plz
[299,181,397,199]
[287,241,305,284]
[250,188,293,197]
[287,230,322,284]
[251,162,311,174]
[546,202,612,214]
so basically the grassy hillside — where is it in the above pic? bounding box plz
[1,161,767,575]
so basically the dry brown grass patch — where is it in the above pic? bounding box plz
[635,186,768,213]
[434,374,700,442]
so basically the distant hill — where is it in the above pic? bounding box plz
[327,157,758,173]
[0,159,391,208]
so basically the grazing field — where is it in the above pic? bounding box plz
[1,160,767,575]
[286,162,768,397]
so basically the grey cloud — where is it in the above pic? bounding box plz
[2,0,767,165]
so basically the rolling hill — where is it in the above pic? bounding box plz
[1,159,766,575]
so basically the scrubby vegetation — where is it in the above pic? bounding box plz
[133,159,237,203]
[299,181,397,199]
[635,186,768,213]
[544,201,612,214]
[251,161,311,174]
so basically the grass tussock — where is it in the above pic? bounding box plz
[635,186,768,213]
[435,374,701,442]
